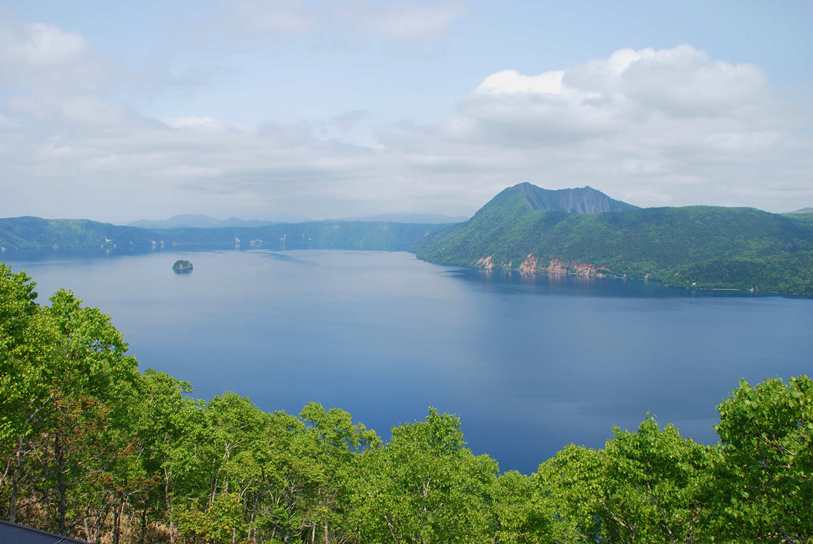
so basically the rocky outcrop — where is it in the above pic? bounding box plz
[478,253,606,279]
[519,254,537,276]
[475,255,495,271]
[518,255,607,278]
[546,258,568,276]
[572,262,598,278]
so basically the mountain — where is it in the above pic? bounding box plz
[0,217,156,253]
[490,182,638,215]
[129,214,279,229]
[131,213,463,228]
[786,208,813,224]
[338,213,468,224]
[0,217,446,256]
[416,183,813,296]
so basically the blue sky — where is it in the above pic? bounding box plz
[2,1,812,221]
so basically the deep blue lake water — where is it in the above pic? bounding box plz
[9,250,813,473]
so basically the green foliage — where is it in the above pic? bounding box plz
[1,265,812,543]
[176,492,245,544]
[348,409,498,543]
[535,445,604,543]
[417,183,813,296]
[0,264,40,443]
[713,376,813,541]
[491,471,551,543]
[599,418,714,543]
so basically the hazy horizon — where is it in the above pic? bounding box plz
[5,180,813,226]
[3,1,812,223]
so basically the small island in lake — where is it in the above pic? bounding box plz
[172,259,194,274]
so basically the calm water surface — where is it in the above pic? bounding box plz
[10,250,813,472]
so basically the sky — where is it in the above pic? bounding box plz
[2,0,812,222]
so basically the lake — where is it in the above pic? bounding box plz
[8,250,813,473]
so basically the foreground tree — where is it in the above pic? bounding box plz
[535,445,604,543]
[713,376,813,542]
[0,265,42,524]
[349,409,498,543]
[600,418,714,543]
[490,470,550,543]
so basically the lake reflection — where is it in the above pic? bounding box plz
[9,250,813,473]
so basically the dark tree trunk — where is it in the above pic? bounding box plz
[113,499,122,544]
[55,433,67,535]
[8,438,25,523]
[140,502,148,544]
[9,474,17,523]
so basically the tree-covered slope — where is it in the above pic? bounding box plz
[155,221,443,251]
[417,183,813,295]
[0,217,156,253]
[0,217,446,256]
[786,208,813,224]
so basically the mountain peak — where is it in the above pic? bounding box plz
[501,182,636,214]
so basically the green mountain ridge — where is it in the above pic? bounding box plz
[786,208,813,224]
[0,216,446,255]
[416,183,813,296]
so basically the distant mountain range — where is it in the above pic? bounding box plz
[129,213,465,230]
[0,217,445,255]
[129,215,282,229]
[336,213,467,224]
[416,183,813,296]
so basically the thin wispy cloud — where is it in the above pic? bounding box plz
[227,0,463,40]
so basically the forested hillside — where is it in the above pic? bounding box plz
[2,263,811,543]
[417,183,813,296]
[0,217,445,256]
[0,217,156,253]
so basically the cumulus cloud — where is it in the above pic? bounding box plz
[0,21,85,66]
[0,19,106,93]
[467,44,771,139]
[423,44,810,209]
[0,14,811,223]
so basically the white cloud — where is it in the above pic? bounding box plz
[0,21,86,66]
[1,23,811,222]
[477,69,564,95]
[0,18,106,94]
